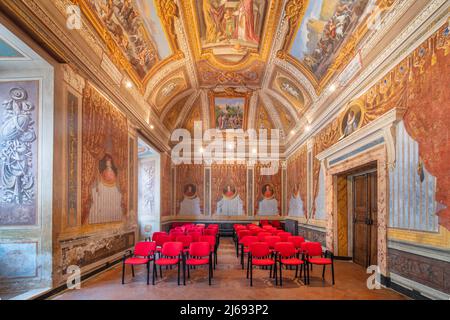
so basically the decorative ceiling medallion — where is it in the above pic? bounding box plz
[75,0,183,91]
[149,69,190,114]
[271,71,310,113]
[279,0,395,93]
[181,0,283,72]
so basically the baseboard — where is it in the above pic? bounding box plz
[34,257,123,300]
[379,274,450,300]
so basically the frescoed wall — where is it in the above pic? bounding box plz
[255,162,282,216]
[211,163,247,216]
[287,145,307,218]
[176,164,204,216]
[81,84,129,225]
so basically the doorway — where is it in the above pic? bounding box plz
[137,138,161,240]
[351,169,378,268]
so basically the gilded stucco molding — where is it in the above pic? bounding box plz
[173,90,200,130]
[259,91,285,139]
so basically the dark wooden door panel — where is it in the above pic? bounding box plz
[352,171,378,268]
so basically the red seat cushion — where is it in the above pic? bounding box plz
[125,258,150,265]
[280,258,304,266]
[156,258,179,266]
[186,258,209,266]
[308,257,332,265]
[252,259,275,266]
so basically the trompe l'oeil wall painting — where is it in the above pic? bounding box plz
[212,164,246,216]
[0,81,38,226]
[81,84,128,225]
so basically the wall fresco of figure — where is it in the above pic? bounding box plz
[211,164,246,216]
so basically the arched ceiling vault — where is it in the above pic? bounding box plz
[78,0,398,146]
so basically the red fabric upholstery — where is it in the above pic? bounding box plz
[278,232,292,242]
[155,234,171,248]
[280,258,304,265]
[265,236,281,249]
[274,242,296,258]
[188,242,210,257]
[161,242,183,257]
[188,232,202,242]
[249,242,271,258]
[152,232,167,242]
[176,235,192,249]
[257,232,272,241]
[288,236,305,249]
[252,258,275,266]
[133,241,156,257]
[308,258,332,265]
[156,258,179,266]
[186,258,209,266]
[125,257,150,265]
[301,242,323,257]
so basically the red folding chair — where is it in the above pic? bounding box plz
[257,232,272,242]
[153,242,184,285]
[236,230,251,257]
[247,242,277,286]
[188,231,202,242]
[288,236,305,254]
[184,242,213,285]
[275,242,306,286]
[200,235,218,269]
[278,232,292,242]
[239,236,258,269]
[301,242,335,285]
[122,242,156,285]
[265,236,281,252]
[176,235,193,253]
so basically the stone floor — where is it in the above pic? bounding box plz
[53,238,407,300]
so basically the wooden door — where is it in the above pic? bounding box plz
[352,171,378,268]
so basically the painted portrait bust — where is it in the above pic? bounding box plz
[258,183,278,216]
[89,154,122,224]
[340,104,363,139]
[216,184,244,216]
[179,184,202,215]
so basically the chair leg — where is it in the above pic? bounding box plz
[131,265,135,278]
[177,261,181,286]
[188,262,190,278]
[147,262,150,285]
[295,265,299,279]
[183,256,186,286]
[250,262,253,287]
[246,255,250,279]
[152,262,156,285]
[160,265,163,278]
[241,246,244,269]
[303,264,307,284]
[279,262,283,287]
[331,262,335,285]
[275,262,278,286]
[122,262,125,285]
[209,259,212,286]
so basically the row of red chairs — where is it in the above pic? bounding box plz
[239,234,335,286]
[122,239,216,286]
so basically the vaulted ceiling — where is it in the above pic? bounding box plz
[78,0,396,144]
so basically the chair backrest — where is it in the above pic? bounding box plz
[189,232,202,242]
[151,232,167,242]
[301,242,323,257]
[196,224,206,228]
[275,242,296,258]
[288,236,305,249]
[199,235,216,250]
[249,242,271,258]
[204,229,217,236]
[262,225,273,229]
[271,220,281,228]
[257,232,272,241]
[161,242,183,257]
[176,235,193,248]
[237,230,251,240]
[134,241,156,257]
[241,236,258,247]
[155,234,171,247]
[279,232,292,242]
[265,236,281,249]
[189,242,210,257]
[260,220,269,226]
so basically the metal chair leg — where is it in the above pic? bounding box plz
[322,265,326,279]
[122,262,125,285]
[331,262,335,285]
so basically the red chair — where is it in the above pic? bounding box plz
[122,242,156,285]
[153,242,184,285]
[170,231,185,241]
[236,230,251,257]
[200,235,218,269]
[271,220,282,229]
[155,234,171,254]
[275,242,306,286]
[185,242,213,285]
[265,236,281,252]
[188,231,202,242]
[260,220,269,226]
[257,232,272,242]
[247,242,277,286]
[288,236,305,254]
[301,242,335,285]
[239,236,258,269]
[151,232,167,243]
[176,235,193,252]
[278,232,292,242]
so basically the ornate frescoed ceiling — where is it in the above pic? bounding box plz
[77,0,397,146]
